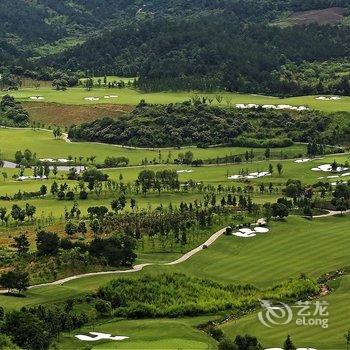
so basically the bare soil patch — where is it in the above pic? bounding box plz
[289,7,346,25]
[24,102,133,127]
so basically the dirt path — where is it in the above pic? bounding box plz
[0,227,227,292]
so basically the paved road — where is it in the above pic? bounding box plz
[0,227,227,292]
[313,209,350,218]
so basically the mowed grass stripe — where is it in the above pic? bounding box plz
[173,216,350,287]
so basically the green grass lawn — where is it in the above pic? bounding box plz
[1,215,349,309]
[58,316,218,350]
[172,215,350,287]
[221,275,350,350]
[105,154,350,185]
[0,127,308,164]
[2,87,350,112]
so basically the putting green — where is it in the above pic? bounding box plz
[58,317,218,349]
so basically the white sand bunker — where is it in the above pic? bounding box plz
[295,158,310,163]
[29,96,44,100]
[312,164,349,173]
[235,104,308,111]
[266,348,316,350]
[177,170,194,173]
[254,227,269,233]
[232,223,269,238]
[232,231,256,238]
[75,332,128,342]
[315,96,341,101]
[39,158,72,163]
[104,95,118,99]
[18,175,47,181]
[84,97,100,101]
[228,172,271,180]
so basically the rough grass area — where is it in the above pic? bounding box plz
[23,102,132,127]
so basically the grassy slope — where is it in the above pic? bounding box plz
[1,215,349,308]
[0,128,308,164]
[59,316,218,350]
[1,88,350,112]
[221,275,350,350]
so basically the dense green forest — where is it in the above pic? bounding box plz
[68,103,350,147]
[0,0,349,95]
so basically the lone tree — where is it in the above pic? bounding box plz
[283,335,296,350]
[0,269,29,294]
[13,233,30,255]
[345,330,350,350]
[277,163,283,176]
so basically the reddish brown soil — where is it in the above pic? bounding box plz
[289,7,345,25]
[24,102,133,127]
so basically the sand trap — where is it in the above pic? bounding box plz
[29,96,44,100]
[228,172,270,180]
[228,175,242,180]
[262,104,277,109]
[316,96,340,101]
[18,175,47,181]
[254,227,269,233]
[317,176,325,179]
[235,104,249,109]
[75,332,128,342]
[312,164,348,173]
[40,158,55,162]
[58,158,72,163]
[177,170,194,173]
[295,158,310,163]
[232,231,256,238]
[277,104,292,109]
[235,103,308,111]
[266,348,317,350]
[109,95,118,98]
[239,228,255,234]
[327,175,339,179]
[341,172,350,177]
[84,97,100,101]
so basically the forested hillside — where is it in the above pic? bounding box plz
[68,102,350,148]
[0,0,350,95]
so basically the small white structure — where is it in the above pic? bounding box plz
[75,332,128,342]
